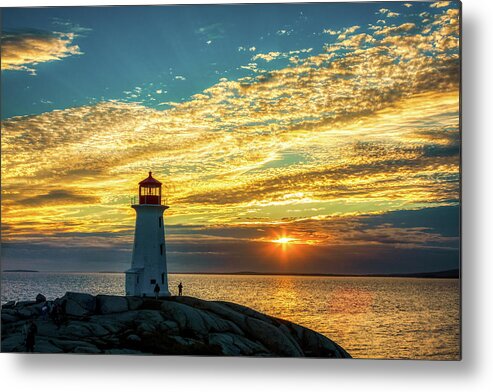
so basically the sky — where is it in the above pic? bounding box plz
[1,1,460,274]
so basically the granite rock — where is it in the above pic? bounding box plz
[97,295,128,314]
[1,292,351,358]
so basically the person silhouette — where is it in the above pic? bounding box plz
[25,320,37,353]
[178,282,183,296]
[154,283,161,299]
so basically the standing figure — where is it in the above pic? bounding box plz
[41,303,49,321]
[178,282,183,296]
[51,302,63,328]
[25,320,38,353]
[154,283,161,299]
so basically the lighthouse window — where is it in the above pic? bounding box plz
[150,279,156,285]
[160,244,163,255]
[161,273,164,284]
[158,217,162,227]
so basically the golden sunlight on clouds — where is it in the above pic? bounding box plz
[430,2,451,9]
[1,6,460,249]
[1,31,82,74]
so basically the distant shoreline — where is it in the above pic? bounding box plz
[169,269,460,279]
[2,269,459,279]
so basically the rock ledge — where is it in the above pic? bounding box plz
[1,292,351,357]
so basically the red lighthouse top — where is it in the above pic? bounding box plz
[138,171,162,205]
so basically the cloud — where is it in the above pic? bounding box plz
[336,25,360,40]
[252,51,282,62]
[332,33,375,49]
[430,1,451,8]
[195,23,225,42]
[377,8,399,18]
[1,30,83,74]
[251,48,312,63]
[51,18,92,35]
[276,29,293,36]
[20,190,99,206]
[323,29,338,35]
[374,23,416,36]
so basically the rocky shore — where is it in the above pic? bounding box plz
[1,292,351,357]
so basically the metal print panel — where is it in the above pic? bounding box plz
[1,1,461,359]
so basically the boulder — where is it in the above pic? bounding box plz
[17,307,36,319]
[97,295,128,314]
[46,337,99,353]
[160,301,208,334]
[1,333,26,352]
[61,322,93,339]
[126,334,141,343]
[56,320,107,340]
[133,310,165,325]
[36,293,47,303]
[34,337,64,353]
[1,312,19,324]
[91,318,126,335]
[287,322,350,358]
[160,300,243,336]
[64,292,96,315]
[161,320,179,333]
[94,310,143,325]
[126,296,144,311]
[136,321,156,334]
[172,297,247,330]
[2,301,16,309]
[65,299,91,317]
[218,300,276,325]
[243,316,304,357]
[16,300,37,307]
[206,332,271,356]
[36,321,63,338]
[169,335,198,346]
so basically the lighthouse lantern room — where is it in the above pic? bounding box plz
[125,171,170,297]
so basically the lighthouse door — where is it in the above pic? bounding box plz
[125,271,142,296]
[133,273,141,296]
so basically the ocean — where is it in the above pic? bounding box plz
[1,272,460,360]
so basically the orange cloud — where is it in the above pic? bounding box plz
[1,31,82,74]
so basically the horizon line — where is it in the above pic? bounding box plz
[2,269,460,278]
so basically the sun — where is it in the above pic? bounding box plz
[272,237,295,244]
[270,236,298,254]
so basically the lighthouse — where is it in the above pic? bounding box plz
[125,172,170,297]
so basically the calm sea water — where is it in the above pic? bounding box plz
[1,272,460,360]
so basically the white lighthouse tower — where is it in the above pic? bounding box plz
[125,172,170,297]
